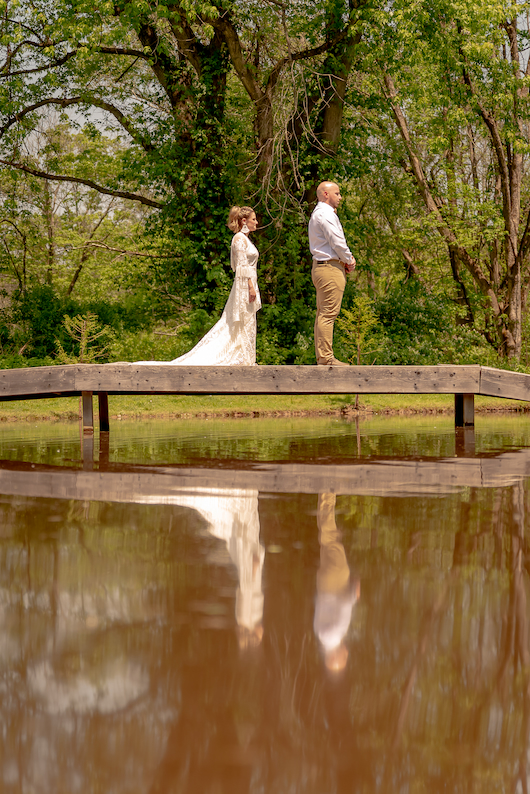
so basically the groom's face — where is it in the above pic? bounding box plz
[326,184,342,210]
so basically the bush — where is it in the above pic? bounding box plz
[369,280,494,365]
[10,285,80,359]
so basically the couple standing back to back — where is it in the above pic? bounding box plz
[135,183,355,367]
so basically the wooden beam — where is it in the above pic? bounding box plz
[480,367,530,401]
[0,364,76,399]
[98,392,110,432]
[81,391,94,434]
[74,364,482,395]
[0,364,528,406]
[3,448,530,499]
[0,363,483,398]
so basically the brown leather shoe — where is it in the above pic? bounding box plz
[317,358,351,366]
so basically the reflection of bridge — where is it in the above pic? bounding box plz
[2,444,530,499]
[1,363,530,430]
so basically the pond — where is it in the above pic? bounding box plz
[1,414,530,793]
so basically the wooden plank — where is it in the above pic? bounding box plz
[9,363,530,402]
[480,367,530,402]
[72,363,482,396]
[3,448,530,500]
[0,364,77,398]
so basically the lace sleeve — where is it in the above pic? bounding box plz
[231,234,254,278]
[231,233,256,322]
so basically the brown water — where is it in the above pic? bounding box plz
[1,415,530,793]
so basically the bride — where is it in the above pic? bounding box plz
[136,205,261,366]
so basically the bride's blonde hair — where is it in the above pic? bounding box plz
[227,205,254,232]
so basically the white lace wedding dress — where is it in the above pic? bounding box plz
[136,231,261,365]
[169,487,265,631]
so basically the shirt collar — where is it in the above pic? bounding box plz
[317,201,336,214]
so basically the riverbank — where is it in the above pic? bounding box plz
[0,392,527,421]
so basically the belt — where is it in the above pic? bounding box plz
[314,259,343,266]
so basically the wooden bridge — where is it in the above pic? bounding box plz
[1,363,529,431]
[2,447,530,501]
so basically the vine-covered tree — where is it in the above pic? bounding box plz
[0,0,366,309]
[364,0,530,358]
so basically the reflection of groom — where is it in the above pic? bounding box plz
[314,493,360,672]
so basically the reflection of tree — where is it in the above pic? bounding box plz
[148,634,264,794]
[442,483,530,792]
[488,483,530,794]
[379,481,530,792]
[5,470,530,791]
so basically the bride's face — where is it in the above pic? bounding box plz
[244,212,258,232]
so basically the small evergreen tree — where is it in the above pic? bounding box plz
[55,312,113,364]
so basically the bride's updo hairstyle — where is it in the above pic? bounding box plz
[227,205,254,232]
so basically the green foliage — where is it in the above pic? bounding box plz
[371,279,495,366]
[336,295,381,365]
[10,285,80,359]
[55,312,114,364]
[108,328,187,363]
[4,0,530,368]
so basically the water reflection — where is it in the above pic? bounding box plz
[170,487,265,647]
[314,493,359,673]
[3,418,530,791]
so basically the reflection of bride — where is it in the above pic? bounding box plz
[136,205,261,365]
[173,487,265,644]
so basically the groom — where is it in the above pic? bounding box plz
[308,181,356,366]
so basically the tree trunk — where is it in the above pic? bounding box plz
[43,181,55,285]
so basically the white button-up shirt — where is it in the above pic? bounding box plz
[308,201,353,264]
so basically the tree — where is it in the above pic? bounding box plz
[365,0,530,359]
[0,0,369,325]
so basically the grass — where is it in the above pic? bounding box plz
[0,392,527,422]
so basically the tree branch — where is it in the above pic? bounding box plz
[210,15,263,103]
[67,241,169,257]
[0,95,156,153]
[0,97,82,137]
[1,46,150,79]
[0,159,164,208]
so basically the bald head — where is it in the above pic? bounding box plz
[316,181,342,210]
[324,643,349,673]
[316,181,338,200]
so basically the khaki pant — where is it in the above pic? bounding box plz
[316,493,350,595]
[312,260,346,365]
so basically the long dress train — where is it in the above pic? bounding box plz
[169,487,265,632]
[136,231,261,366]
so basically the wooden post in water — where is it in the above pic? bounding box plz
[81,391,94,433]
[454,393,474,427]
[98,392,110,432]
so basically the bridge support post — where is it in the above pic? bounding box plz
[455,393,474,427]
[81,391,94,434]
[98,392,110,432]
[455,427,475,456]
